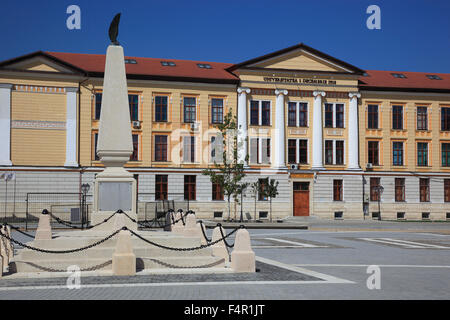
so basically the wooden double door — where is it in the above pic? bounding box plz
[293,182,310,216]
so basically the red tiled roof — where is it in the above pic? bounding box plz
[359,70,450,92]
[45,51,239,83]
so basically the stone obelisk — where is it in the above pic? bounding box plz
[91,13,137,231]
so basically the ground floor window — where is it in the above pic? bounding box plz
[333,180,343,201]
[370,177,381,201]
[419,178,430,202]
[184,175,196,200]
[155,175,168,200]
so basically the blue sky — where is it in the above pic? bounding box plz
[1,0,449,73]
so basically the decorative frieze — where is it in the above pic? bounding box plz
[13,85,66,94]
[11,120,66,130]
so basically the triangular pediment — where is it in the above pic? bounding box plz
[0,51,85,75]
[230,43,365,75]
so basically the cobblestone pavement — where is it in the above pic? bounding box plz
[0,222,449,300]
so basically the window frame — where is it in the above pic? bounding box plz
[395,178,405,202]
[154,95,169,122]
[155,175,168,200]
[154,135,168,162]
[333,179,343,201]
[183,96,197,123]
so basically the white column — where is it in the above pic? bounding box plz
[237,87,250,166]
[348,92,361,170]
[312,90,326,170]
[0,84,13,166]
[274,89,288,168]
[65,87,78,167]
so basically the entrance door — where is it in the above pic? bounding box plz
[293,182,309,216]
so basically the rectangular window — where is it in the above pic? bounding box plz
[250,101,259,125]
[130,134,139,161]
[417,142,428,166]
[444,179,450,202]
[333,180,343,201]
[288,102,297,127]
[335,104,344,128]
[154,135,168,162]
[367,104,378,129]
[210,136,223,163]
[155,96,168,122]
[258,178,268,201]
[325,140,333,165]
[419,178,430,202]
[184,175,196,201]
[261,101,271,126]
[183,136,195,163]
[299,103,308,127]
[262,138,271,164]
[288,139,297,164]
[93,132,99,160]
[250,138,258,164]
[442,143,450,167]
[335,141,344,165]
[183,97,196,123]
[442,107,450,131]
[392,105,403,130]
[392,141,404,166]
[94,93,102,120]
[155,175,168,200]
[212,182,224,201]
[368,141,379,166]
[395,178,405,202]
[299,140,308,164]
[370,177,381,201]
[325,103,333,128]
[211,98,223,124]
[417,106,428,130]
[129,94,139,121]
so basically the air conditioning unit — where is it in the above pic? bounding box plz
[366,163,373,169]
[190,122,200,132]
[132,120,141,129]
[290,164,298,170]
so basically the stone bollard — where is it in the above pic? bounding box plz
[183,213,198,237]
[164,210,174,232]
[211,225,229,263]
[112,229,136,276]
[1,226,13,260]
[0,230,9,274]
[113,211,128,231]
[172,211,184,234]
[231,228,255,273]
[35,209,52,240]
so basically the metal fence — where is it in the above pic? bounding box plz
[137,193,189,227]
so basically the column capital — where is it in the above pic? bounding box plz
[349,92,361,99]
[237,87,251,95]
[274,89,288,96]
[0,83,14,89]
[313,90,326,98]
[65,87,79,93]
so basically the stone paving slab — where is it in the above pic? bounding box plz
[0,261,322,289]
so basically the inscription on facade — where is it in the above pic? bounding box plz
[263,77,337,85]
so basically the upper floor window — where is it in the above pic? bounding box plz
[210,135,223,163]
[417,142,429,166]
[417,106,428,130]
[211,98,224,124]
[367,104,379,129]
[95,93,102,120]
[183,97,196,123]
[249,138,271,164]
[325,103,344,128]
[325,140,333,165]
[288,102,297,127]
[368,141,379,166]
[287,102,308,127]
[154,135,168,162]
[287,139,308,164]
[441,107,450,131]
[249,100,271,126]
[130,134,139,161]
[442,143,450,167]
[94,93,139,121]
[392,105,403,130]
[154,96,168,122]
[261,101,271,126]
[392,141,404,166]
[183,136,196,163]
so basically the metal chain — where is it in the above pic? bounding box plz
[49,211,118,229]
[0,228,122,254]
[0,229,9,258]
[5,224,35,239]
[142,257,225,269]
[18,260,113,273]
[218,224,235,248]
[128,226,241,251]
[198,220,212,243]
[122,211,189,229]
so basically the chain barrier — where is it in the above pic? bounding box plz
[0,228,122,254]
[3,223,35,239]
[17,260,113,273]
[0,230,9,258]
[218,223,235,248]
[142,257,225,269]
[121,210,189,229]
[49,211,118,230]
[128,226,242,252]
[198,220,212,243]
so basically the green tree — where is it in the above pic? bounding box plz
[202,110,247,221]
[265,178,279,222]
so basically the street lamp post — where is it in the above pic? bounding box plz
[81,183,90,229]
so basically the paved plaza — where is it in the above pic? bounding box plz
[0,219,449,300]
